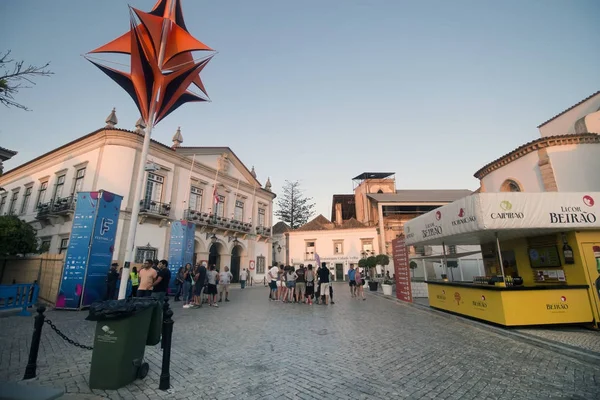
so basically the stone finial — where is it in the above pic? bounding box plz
[134,117,146,134]
[105,107,118,128]
[250,166,257,178]
[172,126,183,148]
[265,177,272,191]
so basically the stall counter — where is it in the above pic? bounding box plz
[426,281,593,326]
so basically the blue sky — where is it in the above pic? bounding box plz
[1,0,599,221]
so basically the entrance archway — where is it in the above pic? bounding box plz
[208,243,222,270]
[231,245,242,283]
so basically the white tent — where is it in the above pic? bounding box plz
[404,192,600,247]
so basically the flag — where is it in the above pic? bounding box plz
[315,252,321,267]
[213,185,219,204]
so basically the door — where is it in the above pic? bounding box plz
[230,245,241,283]
[335,263,344,281]
[581,243,600,326]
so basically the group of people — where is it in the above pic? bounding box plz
[266,263,366,305]
[105,258,171,301]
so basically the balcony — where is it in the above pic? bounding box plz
[183,209,253,233]
[138,200,171,225]
[255,225,271,237]
[36,196,76,221]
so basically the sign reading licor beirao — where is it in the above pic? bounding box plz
[392,236,412,303]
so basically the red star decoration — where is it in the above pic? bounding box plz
[86,0,214,125]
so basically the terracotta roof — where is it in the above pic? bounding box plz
[340,218,365,229]
[295,215,334,231]
[272,221,291,234]
[537,90,600,128]
[473,132,600,179]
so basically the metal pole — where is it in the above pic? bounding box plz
[442,242,448,280]
[118,1,175,299]
[23,306,46,380]
[159,305,174,391]
[495,233,506,281]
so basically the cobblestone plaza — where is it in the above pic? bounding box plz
[1,284,599,399]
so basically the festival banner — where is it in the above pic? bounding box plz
[168,220,196,293]
[56,191,122,309]
[392,236,412,303]
[82,191,122,307]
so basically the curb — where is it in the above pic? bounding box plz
[368,290,600,368]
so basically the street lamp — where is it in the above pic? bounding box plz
[277,245,282,253]
[205,233,217,243]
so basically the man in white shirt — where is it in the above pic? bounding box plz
[218,266,234,302]
[267,265,279,301]
[240,268,248,289]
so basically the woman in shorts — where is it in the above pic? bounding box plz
[355,268,366,301]
[305,264,315,305]
[206,265,219,307]
[285,267,297,303]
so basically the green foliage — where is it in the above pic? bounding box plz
[383,278,394,285]
[365,256,377,269]
[409,261,418,270]
[274,180,315,229]
[0,215,41,256]
[358,258,367,269]
[375,254,390,266]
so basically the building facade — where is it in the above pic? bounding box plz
[0,110,276,280]
[475,91,600,193]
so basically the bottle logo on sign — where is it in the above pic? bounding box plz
[491,200,524,220]
[452,208,477,226]
[583,195,594,207]
[546,295,569,311]
[435,211,441,221]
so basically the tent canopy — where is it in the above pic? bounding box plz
[404,192,600,247]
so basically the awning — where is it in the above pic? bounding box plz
[408,250,482,260]
[404,192,600,246]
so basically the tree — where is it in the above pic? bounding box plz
[274,180,315,229]
[366,255,377,278]
[409,261,418,278]
[0,215,43,256]
[0,50,53,111]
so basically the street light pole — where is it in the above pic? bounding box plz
[118,0,175,300]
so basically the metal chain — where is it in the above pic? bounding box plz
[44,319,94,350]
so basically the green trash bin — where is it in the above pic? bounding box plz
[87,299,158,390]
[134,297,162,346]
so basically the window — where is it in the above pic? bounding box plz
[73,168,86,194]
[37,181,48,206]
[215,195,225,217]
[40,238,51,253]
[258,208,265,226]
[234,200,244,221]
[333,240,344,255]
[257,256,265,274]
[0,196,6,214]
[305,241,316,260]
[361,240,373,254]
[501,179,521,193]
[8,191,19,215]
[135,246,157,263]
[53,175,66,201]
[144,173,164,205]
[189,186,203,211]
[58,238,69,254]
[20,186,32,214]
[448,245,457,255]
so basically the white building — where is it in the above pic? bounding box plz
[271,221,290,267]
[0,109,276,281]
[287,215,379,280]
[476,90,600,193]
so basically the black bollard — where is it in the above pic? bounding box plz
[159,307,174,391]
[23,306,46,380]
[161,296,169,349]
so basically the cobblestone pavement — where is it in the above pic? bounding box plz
[1,284,600,399]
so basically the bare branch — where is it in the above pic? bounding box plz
[0,50,53,111]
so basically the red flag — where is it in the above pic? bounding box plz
[213,186,219,204]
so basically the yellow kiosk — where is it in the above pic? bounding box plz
[403,192,600,328]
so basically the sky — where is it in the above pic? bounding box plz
[1,0,599,222]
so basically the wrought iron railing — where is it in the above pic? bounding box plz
[183,209,253,233]
[139,200,171,217]
[35,196,76,219]
[256,225,271,236]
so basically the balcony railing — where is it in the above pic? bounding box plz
[140,200,171,217]
[183,209,258,234]
[36,196,76,219]
[255,225,271,236]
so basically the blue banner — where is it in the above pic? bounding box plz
[168,220,195,293]
[55,191,122,309]
[83,191,122,307]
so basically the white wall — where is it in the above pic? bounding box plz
[539,92,600,137]
[547,143,600,191]
[288,227,379,280]
[481,151,544,193]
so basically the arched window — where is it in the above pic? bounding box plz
[501,179,522,192]
[377,189,384,194]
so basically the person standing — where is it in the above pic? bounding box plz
[129,266,140,298]
[182,264,193,308]
[348,265,357,297]
[219,266,233,302]
[105,263,119,300]
[295,265,306,304]
[174,267,184,302]
[355,267,366,301]
[267,264,279,301]
[305,264,315,305]
[239,268,248,289]
[318,263,331,305]
[193,262,207,308]
[152,259,171,303]
[206,265,219,307]
[285,267,297,303]
[138,259,157,298]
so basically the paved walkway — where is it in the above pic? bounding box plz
[1,284,600,399]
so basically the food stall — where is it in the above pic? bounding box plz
[403,192,600,328]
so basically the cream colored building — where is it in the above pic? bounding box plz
[0,109,276,281]
[476,90,600,193]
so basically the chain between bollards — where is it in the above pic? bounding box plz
[23,305,46,380]
[159,297,174,391]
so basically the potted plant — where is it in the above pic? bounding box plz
[409,261,418,280]
[382,277,394,296]
[366,256,379,291]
